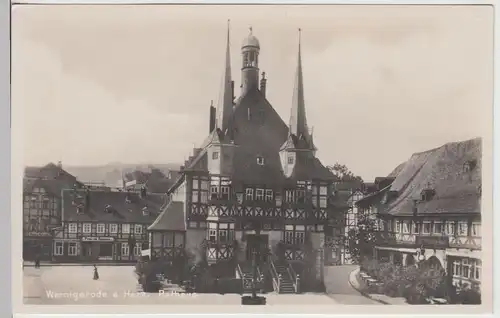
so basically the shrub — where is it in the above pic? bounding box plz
[455,284,481,304]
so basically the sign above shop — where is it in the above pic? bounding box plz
[81,237,115,242]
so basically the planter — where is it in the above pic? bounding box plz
[241,295,267,305]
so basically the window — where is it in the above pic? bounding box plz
[402,221,410,234]
[212,152,219,160]
[395,220,401,233]
[97,223,105,234]
[68,223,77,234]
[265,189,273,202]
[208,229,217,242]
[471,223,481,237]
[68,242,77,256]
[163,233,174,247]
[285,190,295,203]
[458,222,468,236]
[433,222,444,235]
[54,241,64,256]
[296,189,306,203]
[134,243,142,256]
[422,221,431,234]
[192,192,199,203]
[42,199,49,209]
[122,224,130,234]
[245,188,254,201]
[121,243,129,256]
[210,186,219,200]
[411,221,420,234]
[83,223,91,234]
[445,221,455,235]
[256,189,264,201]
[109,224,118,234]
[452,258,482,281]
[135,224,143,234]
[221,186,230,200]
[284,225,305,245]
[288,156,294,164]
[257,156,265,165]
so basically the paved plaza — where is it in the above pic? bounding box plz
[23,265,380,305]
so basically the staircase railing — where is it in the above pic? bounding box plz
[236,263,245,292]
[270,260,281,292]
[287,262,300,293]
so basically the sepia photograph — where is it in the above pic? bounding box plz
[11,3,493,312]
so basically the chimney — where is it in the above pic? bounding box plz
[260,72,267,97]
[57,161,63,169]
[209,100,216,133]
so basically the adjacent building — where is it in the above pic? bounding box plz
[51,188,164,262]
[356,137,482,290]
[23,163,83,261]
[146,26,349,292]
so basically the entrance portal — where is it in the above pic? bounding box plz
[246,234,269,263]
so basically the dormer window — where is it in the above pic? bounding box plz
[463,159,477,173]
[76,204,84,214]
[212,152,219,160]
[104,204,113,213]
[257,156,265,165]
[142,207,149,216]
[420,189,436,201]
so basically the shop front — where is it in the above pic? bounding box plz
[80,236,116,261]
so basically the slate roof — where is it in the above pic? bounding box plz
[61,189,163,223]
[24,163,81,183]
[366,138,482,216]
[147,201,186,231]
[182,89,334,187]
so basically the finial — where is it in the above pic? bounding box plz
[298,28,302,45]
[262,71,266,79]
[210,100,213,107]
[249,26,253,34]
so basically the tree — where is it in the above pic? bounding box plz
[327,163,364,183]
[345,211,379,264]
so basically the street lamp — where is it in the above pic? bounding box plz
[241,219,267,305]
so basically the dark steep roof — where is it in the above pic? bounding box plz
[61,190,163,223]
[183,88,333,186]
[24,178,81,198]
[148,201,186,231]
[386,138,481,216]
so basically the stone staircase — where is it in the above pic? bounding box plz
[273,261,296,294]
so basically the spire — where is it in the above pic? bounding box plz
[220,19,234,135]
[288,28,313,148]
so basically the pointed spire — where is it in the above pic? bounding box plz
[288,28,311,146]
[220,19,234,135]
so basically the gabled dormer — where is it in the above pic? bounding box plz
[420,185,436,202]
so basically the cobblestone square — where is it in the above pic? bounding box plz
[23,265,379,306]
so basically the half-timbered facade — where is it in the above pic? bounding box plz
[356,138,482,290]
[23,163,83,261]
[149,25,348,292]
[52,188,163,262]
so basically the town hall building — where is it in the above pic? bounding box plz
[147,25,348,293]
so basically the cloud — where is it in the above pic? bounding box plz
[12,5,493,180]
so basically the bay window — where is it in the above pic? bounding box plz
[207,222,235,243]
[284,225,305,245]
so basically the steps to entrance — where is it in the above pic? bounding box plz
[238,262,263,294]
[273,262,296,294]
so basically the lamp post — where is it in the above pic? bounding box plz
[241,219,266,305]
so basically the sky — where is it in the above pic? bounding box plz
[12,4,493,181]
